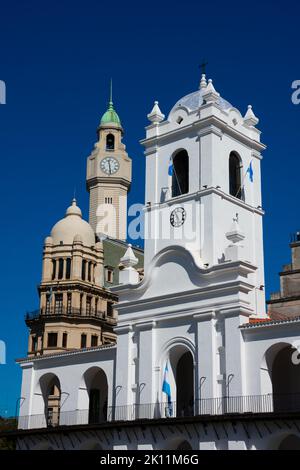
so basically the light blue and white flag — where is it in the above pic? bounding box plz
[246,160,254,183]
[162,362,172,404]
[167,156,174,198]
[168,156,173,177]
[49,287,53,303]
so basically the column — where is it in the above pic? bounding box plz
[194,311,217,414]
[72,240,83,280]
[222,309,248,399]
[115,325,133,416]
[136,321,156,415]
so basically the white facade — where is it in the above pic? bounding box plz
[17,75,300,450]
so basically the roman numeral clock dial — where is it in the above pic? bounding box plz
[100,157,120,175]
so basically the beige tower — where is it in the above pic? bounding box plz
[25,199,117,357]
[86,85,132,240]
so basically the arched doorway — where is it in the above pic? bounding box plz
[39,373,61,427]
[176,440,192,450]
[168,346,194,417]
[80,440,103,450]
[271,345,300,412]
[263,343,300,413]
[84,367,108,424]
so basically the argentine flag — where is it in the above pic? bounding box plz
[167,156,174,198]
[162,362,172,404]
[168,156,173,177]
[246,160,254,183]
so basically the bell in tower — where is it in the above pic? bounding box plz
[86,81,132,241]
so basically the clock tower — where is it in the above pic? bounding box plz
[86,85,132,240]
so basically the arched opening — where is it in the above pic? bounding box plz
[161,437,192,450]
[271,345,300,412]
[229,152,242,199]
[84,367,108,424]
[32,441,54,450]
[167,346,194,417]
[39,374,61,427]
[106,133,115,150]
[80,440,103,450]
[176,440,192,450]
[278,434,300,450]
[171,150,189,197]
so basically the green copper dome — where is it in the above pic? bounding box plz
[99,80,122,129]
[100,101,122,126]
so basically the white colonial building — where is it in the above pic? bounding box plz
[16,75,300,451]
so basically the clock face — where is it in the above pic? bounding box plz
[100,157,120,175]
[170,207,186,227]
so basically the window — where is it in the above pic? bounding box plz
[47,333,58,348]
[229,152,242,199]
[80,294,83,315]
[106,133,115,150]
[107,301,114,317]
[171,150,189,197]
[66,258,71,279]
[91,335,98,347]
[105,197,113,204]
[81,334,87,348]
[62,333,67,348]
[54,294,63,315]
[81,260,87,281]
[86,296,92,315]
[106,268,114,283]
[58,258,64,279]
[45,294,51,314]
[88,262,92,282]
[52,260,56,280]
[31,336,38,352]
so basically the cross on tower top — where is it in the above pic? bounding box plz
[199,60,208,75]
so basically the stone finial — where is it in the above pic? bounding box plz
[226,215,245,244]
[244,105,259,127]
[119,244,139,284]
[202,79,220,103]
[147,101,165,124]
[120,244,138,267]
[44,236,53,246]
[200,73,207,89]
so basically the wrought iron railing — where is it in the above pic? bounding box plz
[16,393,300,430]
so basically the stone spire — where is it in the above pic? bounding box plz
[147,101,165,124]
[244,105,259,127]
[119,244,140,284]
[200,73,207,89]
[202,79,220,103]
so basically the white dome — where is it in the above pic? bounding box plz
[50,199,95,247]
[170,88,232,115]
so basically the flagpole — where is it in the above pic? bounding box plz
[169,156,183,196]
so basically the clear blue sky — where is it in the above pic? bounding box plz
[0,0,299,415]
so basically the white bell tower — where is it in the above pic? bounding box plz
[112,73,267,416]
[141,74,266,315]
